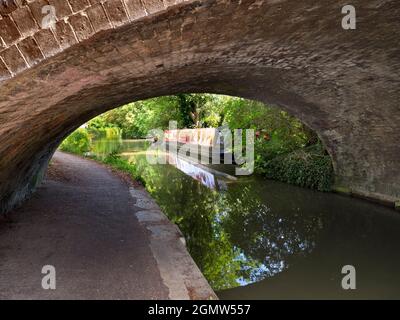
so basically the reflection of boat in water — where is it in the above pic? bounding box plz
[149,128,238,189]
[166,152,235,191]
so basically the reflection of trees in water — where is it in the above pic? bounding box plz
[132,155,243,289]
[221,185,324,284]
[126,151,324,290]
[91,139,122,158]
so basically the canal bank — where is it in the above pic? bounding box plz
[0,151,216,300]
[89,139,400,299]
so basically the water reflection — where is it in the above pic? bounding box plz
[91,139,400,299]
[167,154,218,190]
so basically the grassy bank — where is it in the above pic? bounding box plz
[59,131,145,186]
[98,153,146,186]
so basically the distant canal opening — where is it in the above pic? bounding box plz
[58,94,400,299]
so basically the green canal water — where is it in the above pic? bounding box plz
[92,138,400,299]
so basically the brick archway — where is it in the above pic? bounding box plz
[0,0,399,214]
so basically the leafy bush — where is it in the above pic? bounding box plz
[87,125,121,140]
[258,144,334,191]
[59,128,91,155]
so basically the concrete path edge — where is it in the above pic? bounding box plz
[129,187,217,300]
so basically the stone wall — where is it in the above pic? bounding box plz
[0,0,399,214]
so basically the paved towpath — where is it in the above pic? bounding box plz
[0,151,215,299]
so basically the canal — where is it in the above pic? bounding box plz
[92,138,400,299]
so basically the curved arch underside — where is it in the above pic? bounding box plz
[0,0,399,213]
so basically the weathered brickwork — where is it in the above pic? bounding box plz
[0,0,178,74]
[0,0,400,215]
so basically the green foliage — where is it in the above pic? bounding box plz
[87,94,225,138]
[59,128,91,155]
[218,96,331,190]
[90,138,122,159]
[57,92,335,287]
[60,93,333,192]
[176,94,224,128]
[222,96,315,156]
[87,118,121,139]
[100,153,146,186]
[258,144,334,191]
[89,96,182,138]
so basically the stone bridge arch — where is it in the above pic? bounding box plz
[0,0,399,214]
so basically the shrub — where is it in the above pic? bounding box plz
[59,128,91,155]
[258,143,334,191]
